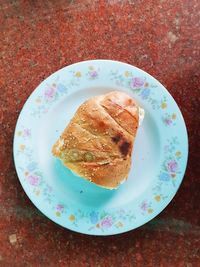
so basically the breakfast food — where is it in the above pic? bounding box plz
[52,91,144,189]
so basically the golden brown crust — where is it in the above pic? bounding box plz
[52,91,139,189]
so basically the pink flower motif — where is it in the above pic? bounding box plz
[167,160,178,173]
[27,174,40,186]
[56,204,64,211]
[100,216,113,228]
[164,118,172,126]
[23,128,31,137]
[44,87,56,101]
[130,77,145,88]
[90,71,98,79]
[140,201,148,211]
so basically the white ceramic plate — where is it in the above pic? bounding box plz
[13,60,188,235]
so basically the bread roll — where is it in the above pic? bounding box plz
[52,91,143,189]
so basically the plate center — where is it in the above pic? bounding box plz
[36,87,161,209]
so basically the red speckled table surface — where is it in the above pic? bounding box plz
[0,0,200,266]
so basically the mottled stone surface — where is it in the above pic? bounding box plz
[0,0,200,266]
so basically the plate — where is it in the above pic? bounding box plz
[13,60,188,235]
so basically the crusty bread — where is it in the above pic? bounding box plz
[52,91,140,189]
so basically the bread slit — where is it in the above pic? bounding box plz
[99,103,133,136]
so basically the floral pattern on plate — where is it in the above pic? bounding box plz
[13,60,188,235]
